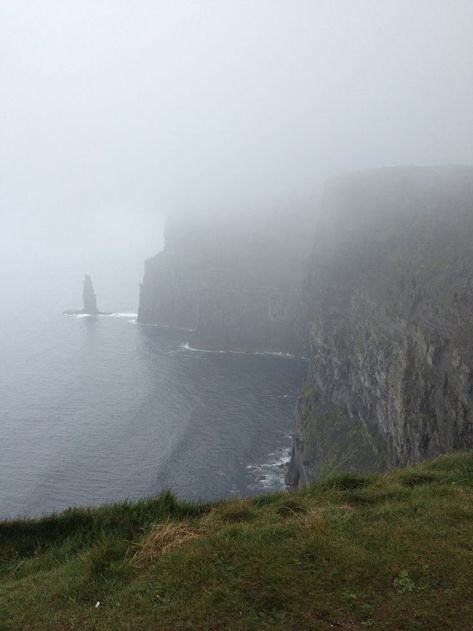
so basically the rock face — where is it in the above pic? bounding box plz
[138,208,314,354]
[83,275,99,315]
[288,166,473,486]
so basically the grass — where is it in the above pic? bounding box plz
[2,452,473,630]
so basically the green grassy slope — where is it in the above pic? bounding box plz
[2,452,473,630]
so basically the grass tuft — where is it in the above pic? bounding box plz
[209,499,256,523]
[275,498,307,517]
[322,472,372,491]
[399,472,437,487]
[130,518,205,566]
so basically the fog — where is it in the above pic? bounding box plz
[1,0,473,311]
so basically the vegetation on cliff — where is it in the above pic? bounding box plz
[2,451,473,630]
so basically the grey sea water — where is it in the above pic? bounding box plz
[0,308,305,519]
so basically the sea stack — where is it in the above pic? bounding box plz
[63,275,110,316]
[83,275,99,314]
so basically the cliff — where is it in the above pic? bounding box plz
[288,165,473,486]
[138,207,314,353]
[138,166,473,484]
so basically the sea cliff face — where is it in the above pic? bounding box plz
[288,166,473,486]
[138,166,473,486]
[138,209,314,354]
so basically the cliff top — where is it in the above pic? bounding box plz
[3,451,473,629]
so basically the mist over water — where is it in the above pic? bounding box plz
[0,213,165,318]
[2,1,472,312]
[1,1,472,518]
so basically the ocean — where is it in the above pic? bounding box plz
[0,305,306,520]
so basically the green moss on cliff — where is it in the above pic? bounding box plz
[297,385,386,482]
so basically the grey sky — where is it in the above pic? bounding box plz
[1,1,473,307]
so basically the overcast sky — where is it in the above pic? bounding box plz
[1,1,473,307]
